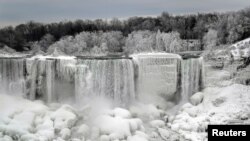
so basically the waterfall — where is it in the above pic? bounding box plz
[180,57,204,102]
[0,58,26,96]
[0,54,205,107]
[26,58,76,103]
[26,59,48,100]
[54,58,76,103]
[132,53,182,105]
[75,58,136,105]
[45,59,56,103]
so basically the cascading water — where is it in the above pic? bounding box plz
[45,59,56,103]
[26,57,76,103]
[132,53,182,106]
[0,58,26,96]
[180,57,204,102]
[75,58,136,105]
[54,58,76,103]
[0,53,205,107]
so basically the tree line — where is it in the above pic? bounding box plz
[0,7,250,52]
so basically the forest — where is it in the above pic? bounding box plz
[0,7,250,55]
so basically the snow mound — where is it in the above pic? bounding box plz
[130,104,165,121]
[0,94,48,137]
[93,108,144,140]
[170,84,250,141]
[51,105,78,131]
[190,92,204,106]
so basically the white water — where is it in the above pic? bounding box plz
[76,59,136,106]
[132,53,181,106]
[45,59,56,103]
[181,57,204,102]
[0,54,205,107]
[0,58,26,96]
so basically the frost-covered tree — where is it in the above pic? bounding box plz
[157,31,182,52]
[203,29,218,50]
[47,31,124,55]
[124,30,183,54]
[124,30,155,53]
[39,34,55,52]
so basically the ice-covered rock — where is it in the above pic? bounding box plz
[51,105,78,131]
[100,135,110,141]
[1,135,13,141]
[93,115,131,139]
[0,94,48,139]
[130,104,164,120]
[135,131,149,139]
[170,84,250,141]
[149,120,165,128]
[113,108,131,118]
[127,135,148,141]
[190,92,204,106]
[20,134,38,141]
[59,128,71,139]
[75,124,90,138]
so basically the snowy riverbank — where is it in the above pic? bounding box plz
[1,81,250,141]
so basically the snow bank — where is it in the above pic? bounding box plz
[93,108,144,140]
[0,94,48,139]
[169,84,250,141]
[130,104,165,121]
[1,82,249,141]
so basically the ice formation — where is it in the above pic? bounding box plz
[0,53,204,106]
[0,53,208,141]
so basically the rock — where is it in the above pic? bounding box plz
[51,105,78,131]
[150,132,158,138]
[100,135,110,141]
[135,131,149,139]
[240,114,249,120]
[59,128,71,139]
[190,92,204,106]
[2,136,13,141]
[71,138,82,141]
[113,108,131,118]
[127,135,148,141]
[76,124,90,138]
[149,120,165,128]
[212,97,226,107]
[157,128,170,140]
[20,134,38,141]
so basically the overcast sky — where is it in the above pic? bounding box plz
[0,0,250,27]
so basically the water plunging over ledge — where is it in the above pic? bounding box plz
[0,53,205,107]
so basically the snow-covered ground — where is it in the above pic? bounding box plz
[231,37,250,60]
[1,80,250,141]
[1,50,250,141]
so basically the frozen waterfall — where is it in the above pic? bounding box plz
[0,53,205,106]
[0,57,26,96]
[75,58,136,105]
[181,57,205,102]
[132,53,182,105]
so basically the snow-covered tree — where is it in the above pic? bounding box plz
[203,29,218,50]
